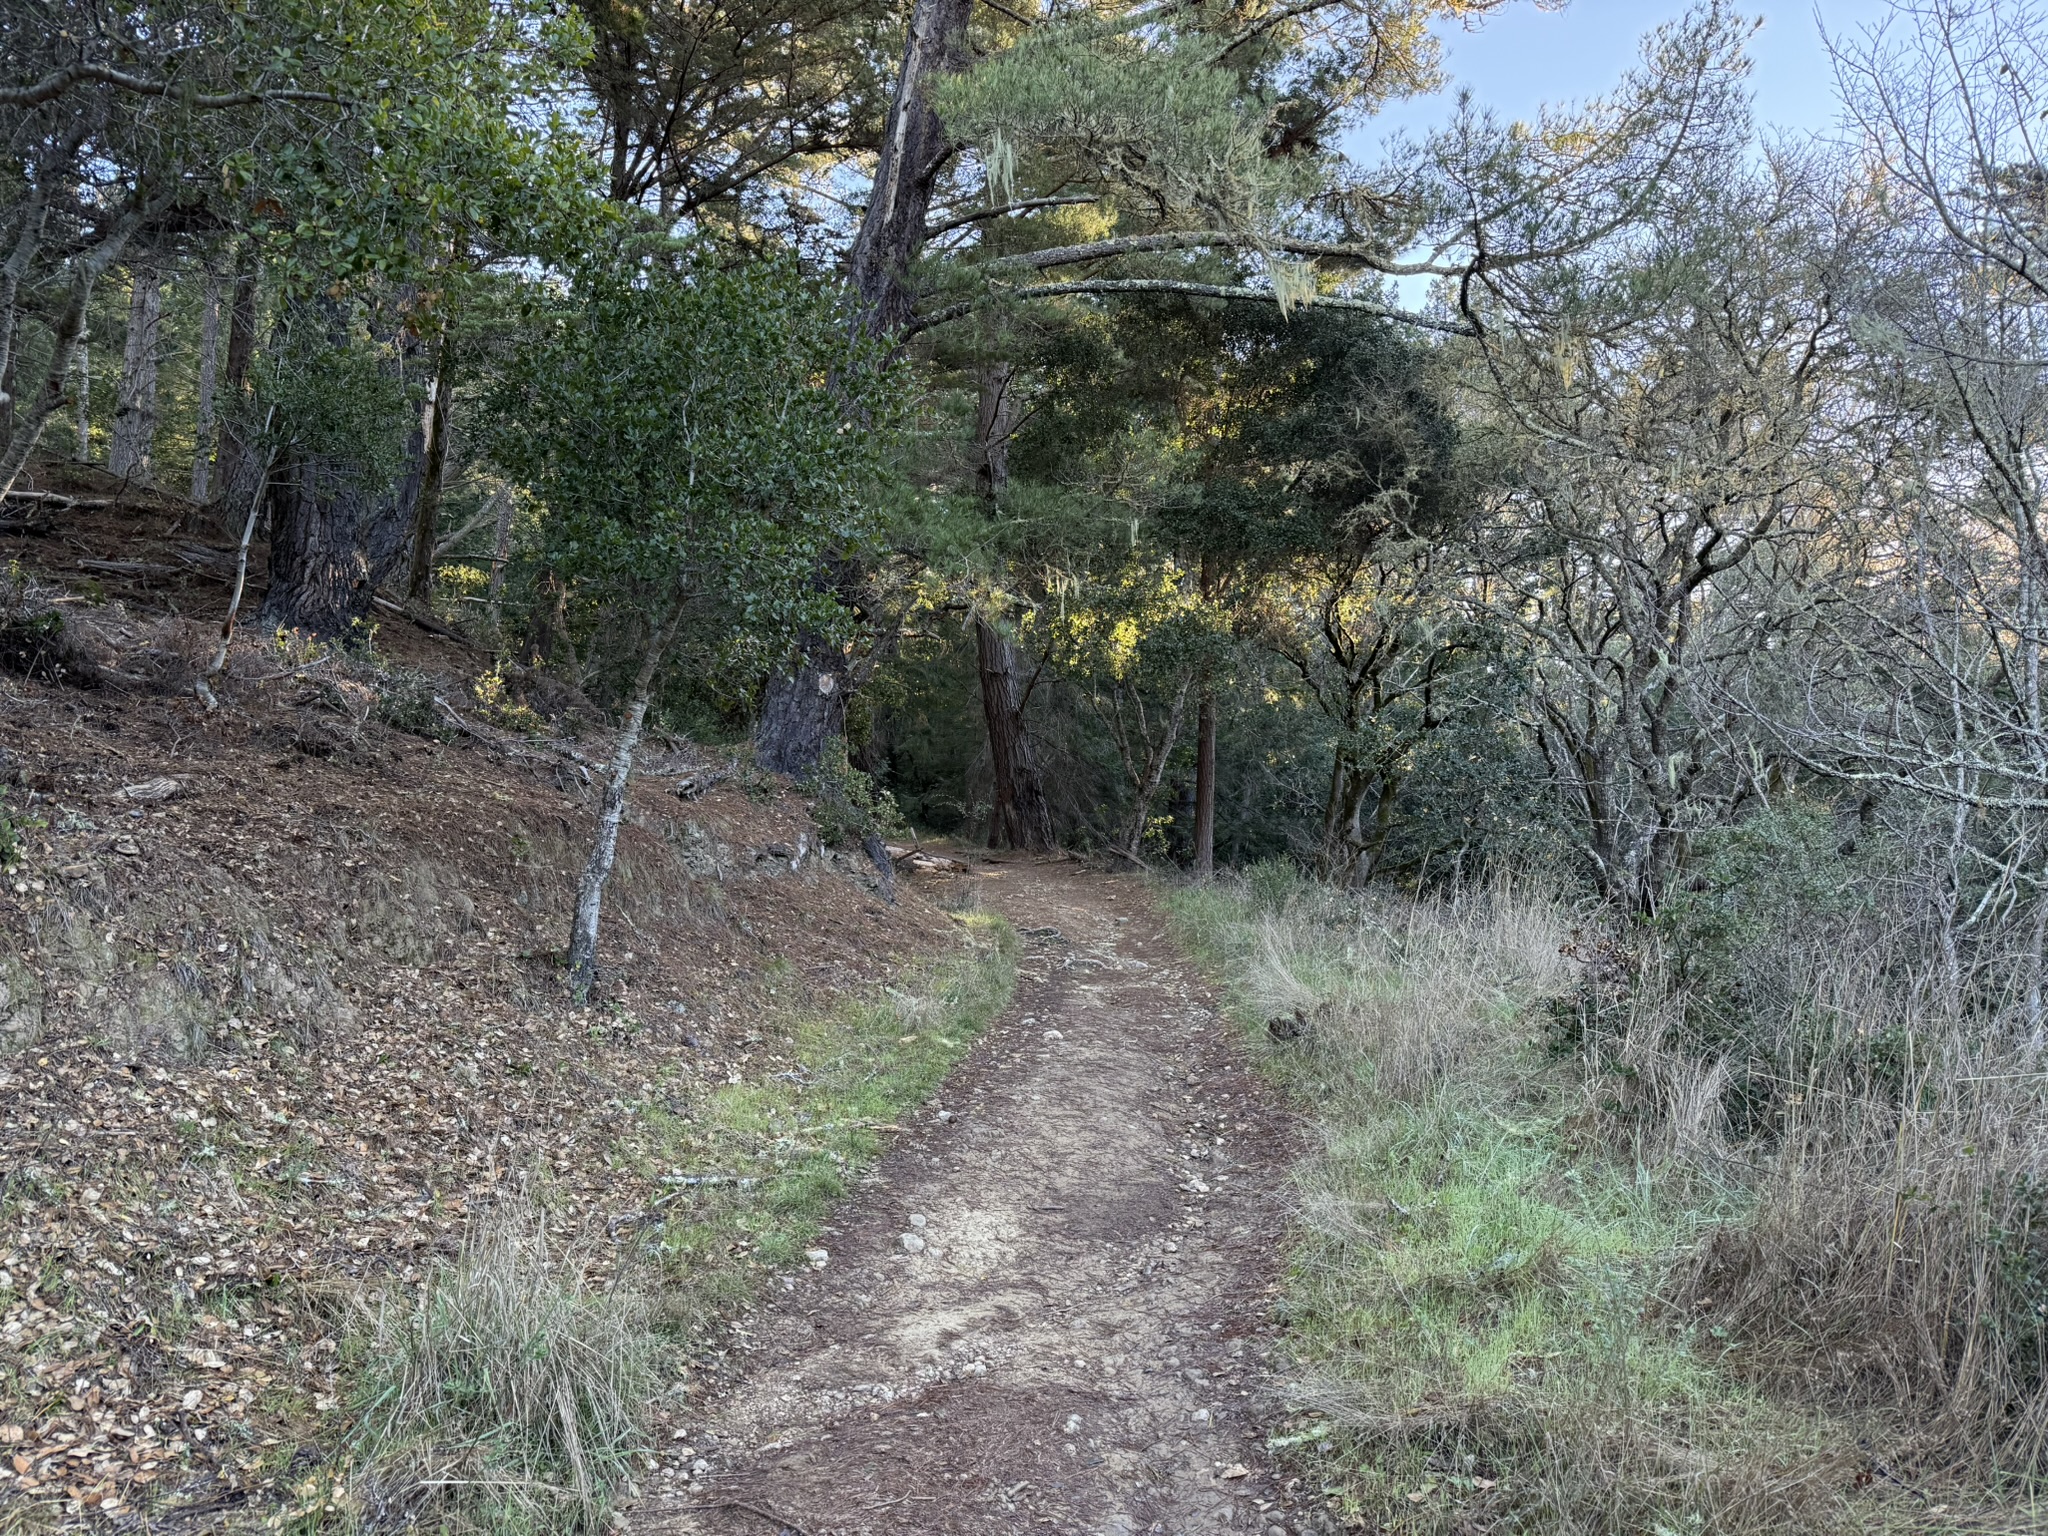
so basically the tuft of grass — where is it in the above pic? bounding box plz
[350,1191,655,1535]
[640,913,1016,1333]
[1166,878,1988,1535]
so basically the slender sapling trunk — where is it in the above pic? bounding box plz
[1192,681,1216,878]
[567,614,678,998]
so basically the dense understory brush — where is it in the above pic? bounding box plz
[1170,862,2048,1533]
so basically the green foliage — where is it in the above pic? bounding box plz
[1242,855,1310,913]
[631,918,1017,1335]
[485,248,900,689]
[1655,801,1875,1048]
[254,306,423,497]
[804,737,906,850]
[934,21,1310,230]
[0,788,40,873]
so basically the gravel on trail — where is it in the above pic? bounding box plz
[630,858,1319,1536]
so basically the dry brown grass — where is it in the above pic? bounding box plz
[1236,878,1575,1099]
[353,1190,655,1534]
[1670,957,2048,1478]
[1173,868,2048,1531]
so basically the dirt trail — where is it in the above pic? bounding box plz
[630,858,1312,1536]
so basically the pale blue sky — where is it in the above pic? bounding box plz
[1355,0,1900,155]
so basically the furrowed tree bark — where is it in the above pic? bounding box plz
[259,422,426,637]
[969,361,1057,849]
[754,0,973,771]
[567,612,678,999]
[405,328,457,602]
[757,629,850,775]
[977,616,1055,851]
[846,0,973,337]
[189,258,224,503]
[109,264,163,484]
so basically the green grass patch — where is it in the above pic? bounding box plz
[639,912,1017,1334]
[1164,878,1927,1535]
[335,914,1017,1536]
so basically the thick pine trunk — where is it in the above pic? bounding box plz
[258,430,424,638]
[970,363,1058,850]
[848,0,974,336]
[756,0,975,776]
[189,261,224,503]
[109,266,163,484]
[757,633,849,776]
[977,616,1055,851]
[405,329,457,602]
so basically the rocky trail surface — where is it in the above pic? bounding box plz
[631,858,1314,1536]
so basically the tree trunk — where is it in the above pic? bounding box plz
[567,622,673,998]
[259,431,425,637]
[969,364,1057,848]
[846,0,974,337]
[0,314,17,449]
[0,169,55,453]
[405,328,457,602]
[755,0,974,777]
[1116,676,1192,861]
[1192,551,1220,877]
[1192,681,1217,878]
[189,260,225,503]
[109,266,164,485]
[72,332,88,460]
[486,483,516,632]
[757,633,849,775]
[0,200,152,497]
[977,615,1056,851]
[210,245,260,513]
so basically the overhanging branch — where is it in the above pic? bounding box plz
[1,62,345,111]
[909,277,1477,336]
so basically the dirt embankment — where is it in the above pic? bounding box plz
[0,467,956,1528]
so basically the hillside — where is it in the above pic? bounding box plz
[0,466,962,1528]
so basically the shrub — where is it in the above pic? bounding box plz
[1670,956,2048,1476]
[353,1192,653,1534]
[371,667,456,740]
[804,736,905,850]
